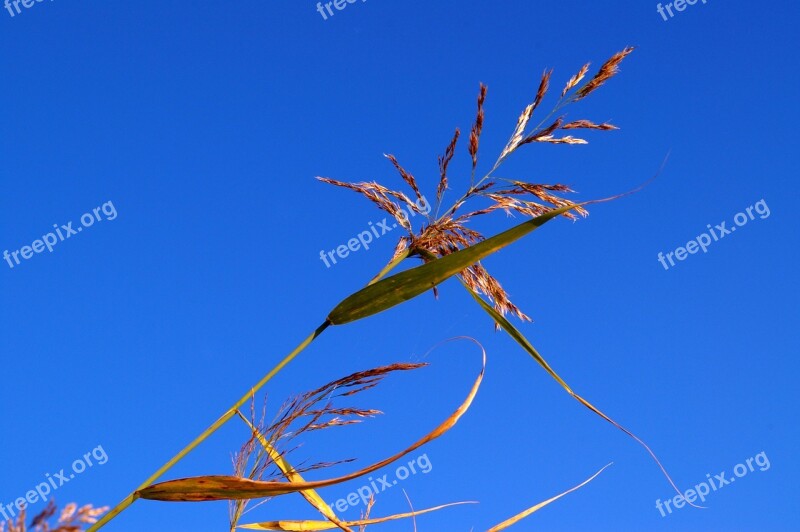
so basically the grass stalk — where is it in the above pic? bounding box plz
[90,253,409,531]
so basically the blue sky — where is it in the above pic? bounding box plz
[1,1,799,530]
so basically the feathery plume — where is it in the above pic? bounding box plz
[385,154,423,203]
[535,135,589,145]
[319,49,633,320]
[437,128,460,202]
[2,500,109,532]
[562,119,618,130]
[520,117,564,146]
[533,69,552,111]
[575,47,634,100]
[229,363,426,530]
[561,63,590,97]
[500,103,534,159]
[468,84,487,171]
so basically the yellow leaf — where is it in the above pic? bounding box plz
[237,502,475,530]
[137,345,485,502]
[487,464,611,531]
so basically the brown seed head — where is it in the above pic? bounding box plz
[562,119,618,130]
[576,47,634,100]
[437,128,460,202]
[469,84,487,170]
[533,69,552,111]
[561,63,591,97]
[385,154,423,203]
[520,117,564,146]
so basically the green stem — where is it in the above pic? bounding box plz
[367,248,410,286]
[91,254,408,531]
[90,321,330,531]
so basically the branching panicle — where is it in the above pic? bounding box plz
[1,501,108,532]
[318,48,633,321]
[228,363,427,529]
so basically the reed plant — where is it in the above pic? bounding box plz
[5,47,682,531]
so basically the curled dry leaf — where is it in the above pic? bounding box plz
[137,345,486,502]
[228,362,429,531]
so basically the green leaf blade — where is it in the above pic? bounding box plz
[327,203,582,325]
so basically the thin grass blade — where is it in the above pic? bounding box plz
[237,502,475,530]
[487,464,611,531]
[465,285,693,504]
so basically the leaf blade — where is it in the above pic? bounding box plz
[237,502,476,530]
[465,284,689,503]
[327,202,584,325]
[487,464,611,531]
[236,413,348,531]
[137,345,486,502]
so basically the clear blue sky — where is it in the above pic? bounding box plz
[2,1,798,530]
